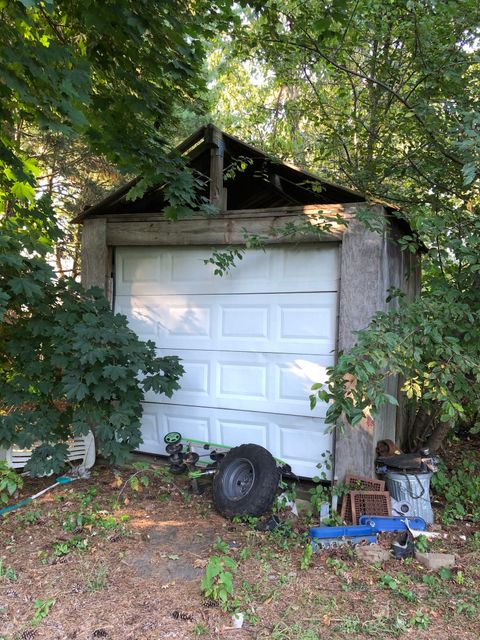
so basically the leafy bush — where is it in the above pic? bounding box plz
[0,461,23,505]
[310,291,480,451]
[0,213,184,475]
[431,458,480,523]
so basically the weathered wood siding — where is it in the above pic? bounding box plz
[335,213,421,479]
[81,218,110,294]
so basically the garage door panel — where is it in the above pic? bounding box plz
[279,304,337,344]
[121,253,160,284]
[218,417,268,449]
[179,360,210,396]
[115,292,337,355]
[116,245,338,479]
[278,424,332,477]
[138,403,332,479]
[137,409,160,454]
[221,305,268,338]
[115,298,213,344]
[137,404,211,453]
[218,362,267,399]
[170,249,272,286]
[164,414,210,444]
[144,349,332,417]
[116,245,339,295]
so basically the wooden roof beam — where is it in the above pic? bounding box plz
[205,124,226,211]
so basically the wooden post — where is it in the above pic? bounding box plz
[206,124,225,210]
[335,210,389,479]
[81,218,110,299]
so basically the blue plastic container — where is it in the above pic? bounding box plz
[309,524,376,539]
[358,515,426,532]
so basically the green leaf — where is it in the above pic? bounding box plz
[11,181,35,202]
[439,567,452,581]
[383,393,399,406]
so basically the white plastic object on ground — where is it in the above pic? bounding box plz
[1,431,96,472]
[320,502,330,523]
[276,492,298,516]
[405,520,442,539]
[232,613,244,628]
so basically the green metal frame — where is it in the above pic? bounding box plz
[163,432,287,468]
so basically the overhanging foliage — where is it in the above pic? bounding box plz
[211,0,480,448]
[0,210,184,474]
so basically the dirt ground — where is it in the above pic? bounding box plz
[1,442,479,640]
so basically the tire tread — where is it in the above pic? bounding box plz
[212,444,280,518]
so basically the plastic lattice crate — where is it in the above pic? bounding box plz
[344,474,386,492]
[340,475,386,524]
[350,491,391,524]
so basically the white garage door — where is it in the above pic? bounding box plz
[114,245,339,478]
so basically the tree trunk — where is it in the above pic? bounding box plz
[407,405,439,451]
[423,420,451,453]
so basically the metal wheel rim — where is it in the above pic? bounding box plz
[164,432,181,444]
[221,458,255,501]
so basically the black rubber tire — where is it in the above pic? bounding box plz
[212,444,280,518]
[169,464,187,475]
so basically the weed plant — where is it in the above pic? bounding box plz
[431,457,480,523]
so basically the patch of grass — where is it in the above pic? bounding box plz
[299,542,313,570]
[325,557,347,575]
[335,614,409,636]
[231,514,258,528]
[62,507,130,538]
[78,487,99,509]
[239,578,276,609]
[469,531,480,552]
[212,536,230,554]
[263,522,298,551]
[95,512,131,536]
[62,509,95,532]
[16,509,43,525]
[269,621,320,640]
[335,615,363,634]
[239,545,252,562]
[192,622,208,635]
[52,542,70,557]
[85,564,108,592]
[420,573,453,603]
[319,595,338,613]
[455,599,477,619]
[0,558,17,581]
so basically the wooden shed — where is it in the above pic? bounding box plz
[73,124,420,480]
